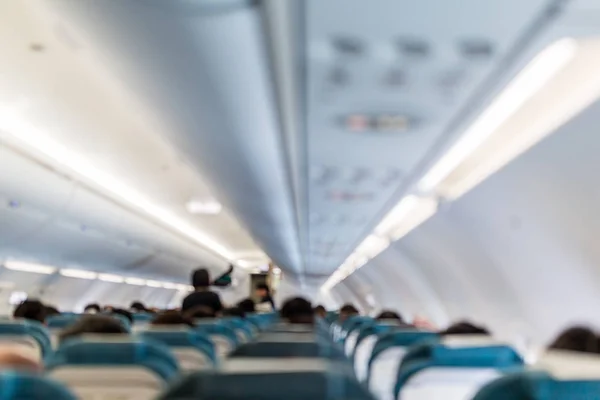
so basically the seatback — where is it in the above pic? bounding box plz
[395,337,523,400]
[140,327,216,370]
[0,371,77,400]
[46,336,179,400]
[473,350,600,400]
[367,331,438,400]
[0,320,51,361]
[231,332,346,360]
[354,324,400,382]
[341,317,375,351]
[159,358,375,400]
[195,321,240,359]
[221,317,253,343]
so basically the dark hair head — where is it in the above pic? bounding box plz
[237,299,256,313]
[84,304,101,313]
[313,305,327,317]
[184,306,216,320]
[151,311,195,327]
[130,302,146,312]
[256,283,270,292]
[13,300,46,323]
[280,297,314,324]
[222,307,246,319]
[60,315,128,341]
[340,304,359,314]
[440,321,489,336]
[376,310,404,322]
[192,269,210,289]
[110,308,133,324]
[549,326,599,354]
[44,306,60,318]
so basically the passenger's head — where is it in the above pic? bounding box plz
[83,304,101,314]
[339,304,359,323]
[192,268,210,290]
[314,305,327,318]
[222,307,246,319]
[130,302,146,313]
[184,305,216,320]
[255,283,270,298]
[110,308,133,324]
[549,326,599,354]
[13,300,46,323]
[60,315,128,341]
[280,297,314,324]
[376,310,404,322]
[440,321,489,336]
[44,306,60,318]
[237,298,256,313]
[151,311,195,327]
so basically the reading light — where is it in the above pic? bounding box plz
[60,269,98,280]
[97,273,124,283]
[0,114,235,261]
[4,261,57,275]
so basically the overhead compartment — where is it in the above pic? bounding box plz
[35,0,302,273]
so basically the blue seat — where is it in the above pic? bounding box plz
[139,328,216,369]
[132,313,154,323]
[394,340,523,400]
[195,321,240,358]
[0,320,52,359]
[47,337,180,399]
[158,359,375,400]
[230,334,347,360]
[46,315,81,330]
[0,371,77,400]
[367,330,438,400]
[353,324,402,381]
[221,317,254,341]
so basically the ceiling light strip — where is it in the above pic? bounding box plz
[0,114,234,261]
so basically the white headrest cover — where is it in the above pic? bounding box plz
[536,350,600,380]
[442,335,505,348]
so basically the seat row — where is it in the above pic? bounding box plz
[329,314,600,400]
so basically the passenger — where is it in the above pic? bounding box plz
[255,283,275,311]
[314,305,327,319]
[151,311,195,327]
[110,308,133,324]
[60,315,128,341]
[181,268,223,314]
[237,298,256,314]
[548,326,599,354]
[376,310,403,321]
[13,300,46,324]
[222,307,246,319]
[84,304,101,314]
[338,304,359,323]
[130,301,147,313]
[44,305,60,318]
[440,321,489,335]
[280,297,314,324]
[184,305,217,320]
[0,346,42,372]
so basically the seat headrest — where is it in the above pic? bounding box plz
[0,320,51,357]
[47,337,179,381]
[442,335,503,348]
[536,350,600,380]
[140,329,216,363]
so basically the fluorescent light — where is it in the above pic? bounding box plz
[387,197,437,241]
[145,280,162,288]
[60,269,98,280]
[124,277,146,286]
[354,235,390,259]
[186,199,222,215]
[0,115,235,261]
[4,261,56,275]
[419,38,592,199]
[97,273,124,283]
[162,282,178,290]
